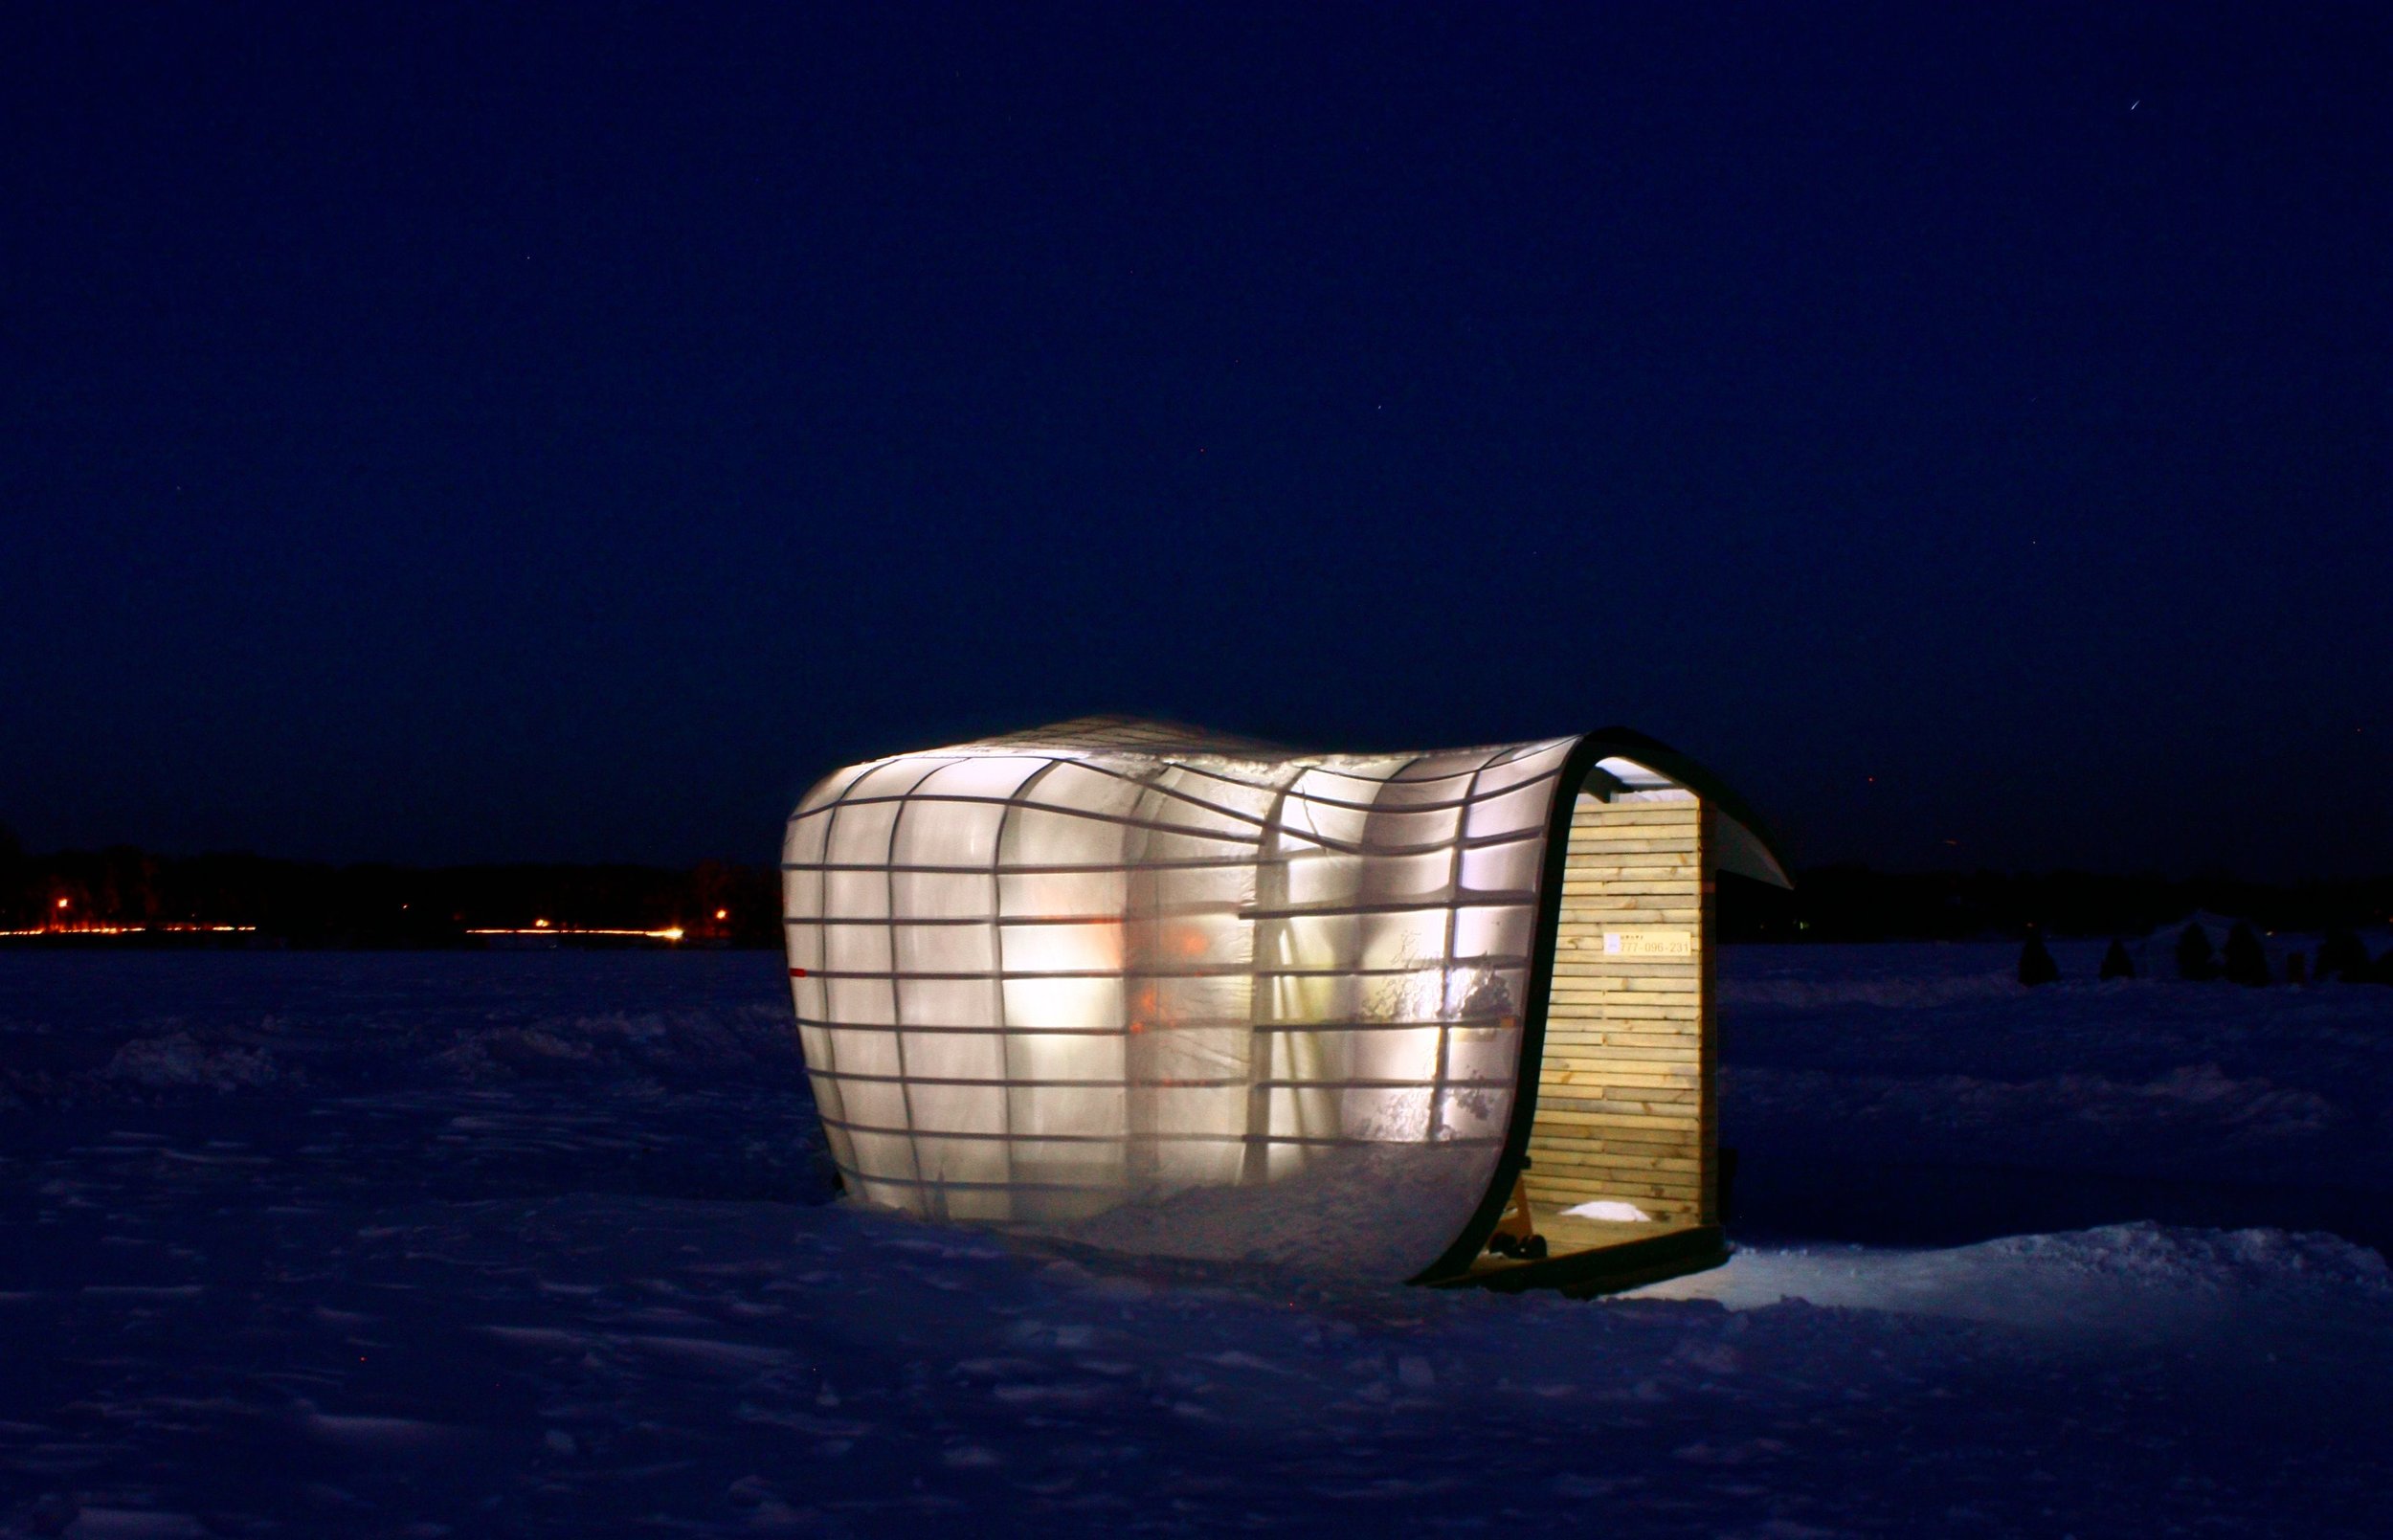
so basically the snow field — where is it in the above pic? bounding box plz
[0,949,2387,1535]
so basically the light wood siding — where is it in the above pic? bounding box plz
[1527,794,1713,1223]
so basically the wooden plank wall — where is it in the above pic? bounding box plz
[1526,792,1713,1223]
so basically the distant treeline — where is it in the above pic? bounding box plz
[0,831,780,948]
[8,829,2391,949]
[1721,866,2393,943]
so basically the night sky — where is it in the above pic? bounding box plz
[5,5,2387,878]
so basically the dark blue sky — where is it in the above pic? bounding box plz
[5,5,2387,877]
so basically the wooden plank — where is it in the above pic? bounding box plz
[1540,1089,1700,1111]
[1546,1022,1703,1040]
[1533,1177,1703,1205]
[1533,1165,1702,1188]
[1552,952,1703,968]
[1536,1103,1695,1123]
[1565,822,1697,837]
[1545,1005,1700,1023]
[1547,996,1708,1016]
[1533,1105,1702,1128]
[1527,1147,1702,1173]
[1562,840,1698,859]
[1553,1043,1703,1060]
[1541,1067,1699,1088]
[1551,994,1704,1018]
[1539,1076,1702,1094]
[1531,1150,1701,1173]
[1533,1160,1702,1180]
[1540,1072,1701,1088]
[1532,1172,1705,1193]
[1543,1058,1699,1077]
[1535,1177,1703,1198]
[1547,1012,1700,1028]
[1533,1121,1698,1143]
[1558,870,1699,888]
[1533,1130,1701,1151]
[1538,1069,1702,1089]
[1579,977,1699,995]
[1532,1115,1699,1143]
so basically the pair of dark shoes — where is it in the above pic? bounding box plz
[1486,1232,1549,1261]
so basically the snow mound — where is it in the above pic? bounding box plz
[107,1032,281,1092]
[1979,1221,2393,1296]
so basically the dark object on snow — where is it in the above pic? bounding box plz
[2286,950,2308,985]
[2175,924,2218,981]
[2018,931,2060,986]
[2098,939,2136,980]
[2317,931,2371,982]
[2222,922,2270,986]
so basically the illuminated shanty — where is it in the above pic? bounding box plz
[780,717,1787,1289]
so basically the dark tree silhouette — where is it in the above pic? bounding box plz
[2175,924,2218,981]
[2098,939,2136,980]
[2222,921,2270,986]
[2316,931,2371,982]
[2285,950,2308,985]
[2018,930,2060,986]
[2369,948,2393,986]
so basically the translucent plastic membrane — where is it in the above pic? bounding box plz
[783,721,1576,1267]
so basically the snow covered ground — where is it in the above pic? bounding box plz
[3,946,2389,1536]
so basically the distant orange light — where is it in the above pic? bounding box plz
[533,918,551,928]
[56,897,70,909]
[713,908,728,922]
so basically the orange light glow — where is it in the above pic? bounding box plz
[464,926,684,943]
[4,922,258,938]
[713,908,728,921]
[56,897,71,909]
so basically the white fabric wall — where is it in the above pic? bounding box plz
[782,725,1576,1273]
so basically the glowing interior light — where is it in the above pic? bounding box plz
[56,897,70,909]
[780,718,1575,1265]
[714,908,729,921]
[781,717,1789,1279]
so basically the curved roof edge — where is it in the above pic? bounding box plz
[1582,725,1793,890]
[830,716,1791,889]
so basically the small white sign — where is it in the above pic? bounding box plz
[1602,928,1692,957]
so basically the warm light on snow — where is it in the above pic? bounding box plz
[1563,1199,1654,1223]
